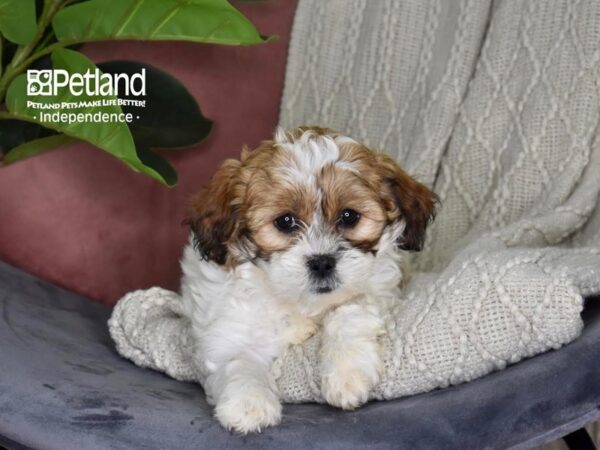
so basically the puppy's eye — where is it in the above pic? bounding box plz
[339,209,360,227]
[274,213,299,233]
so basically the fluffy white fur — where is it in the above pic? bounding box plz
[180,129,409,433]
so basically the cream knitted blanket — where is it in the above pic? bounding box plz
[109,0,600,403]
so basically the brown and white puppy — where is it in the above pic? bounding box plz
[180,126,437,433]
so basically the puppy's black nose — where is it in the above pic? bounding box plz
[306,254,337,279]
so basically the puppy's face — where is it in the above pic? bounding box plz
[189,127,437,311]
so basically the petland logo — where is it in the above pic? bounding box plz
[27,69,146,97]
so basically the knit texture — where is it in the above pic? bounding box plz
[109,0,600,403]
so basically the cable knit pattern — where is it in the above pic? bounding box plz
[109,0,600,403]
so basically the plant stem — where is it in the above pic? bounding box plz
[34,31,55,54]
[18,41,65,72]
[0,34,3,79]
[0,0,64,102]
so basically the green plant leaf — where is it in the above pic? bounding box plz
[2,134,76,164]
[5,48,175,185]
[52,0,268,46]
[98,61,212,150]
[0,0,37,44]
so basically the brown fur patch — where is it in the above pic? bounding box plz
[188,158,243,266]
[319,163,386,251]
[372,152,438,251]
[333,140,438,251]
[241,140,317,255]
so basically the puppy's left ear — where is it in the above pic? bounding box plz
[376,154,438,252]
[187,158,243,265]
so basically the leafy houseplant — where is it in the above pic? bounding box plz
[0,0,269,186]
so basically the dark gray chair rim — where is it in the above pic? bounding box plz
[0,260,598,450]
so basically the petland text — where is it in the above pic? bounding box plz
[27,69,146,97]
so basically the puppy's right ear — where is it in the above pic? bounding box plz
[187,159,242,265]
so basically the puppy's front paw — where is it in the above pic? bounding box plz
[320,336,382,410]
[321,366,376,410]
[284,315,318,345]
[215,386,282,434]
